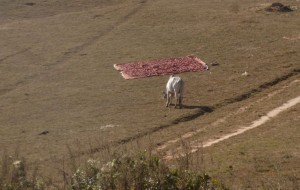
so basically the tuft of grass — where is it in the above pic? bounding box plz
[0,155,47,190]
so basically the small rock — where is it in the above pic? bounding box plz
[39,131,49,135]
[242,71,249,76]
[24,2,35,6]
[211,63,220,66]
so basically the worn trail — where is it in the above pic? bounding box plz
[164,95,300,160]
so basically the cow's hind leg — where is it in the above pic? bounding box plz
[174,92,178,108]
[179,95,183,109]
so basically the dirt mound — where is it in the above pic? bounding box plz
[265,3,293,12]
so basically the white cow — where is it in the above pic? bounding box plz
[163,75,184,108]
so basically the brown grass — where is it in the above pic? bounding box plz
[0,0,299,188]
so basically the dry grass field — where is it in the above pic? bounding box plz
[0,0,299,189]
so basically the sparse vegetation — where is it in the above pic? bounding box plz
[0,154,47,190]
[1,151,222,190]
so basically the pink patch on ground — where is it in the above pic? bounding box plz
[114,56,208,79]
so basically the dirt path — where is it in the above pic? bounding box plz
[162,80,300,160]
[157,79,300,153]
[164,96,300,160]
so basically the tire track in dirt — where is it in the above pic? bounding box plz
[0,48,31,63]
[0,0,148,97]
[157,79,300,153]
[85,68,300,155]
[47,1,148,66]
[0,48,33,96]
[164,95,300,160]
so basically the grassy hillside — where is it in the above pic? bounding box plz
[0,0,299,189]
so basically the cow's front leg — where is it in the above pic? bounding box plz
[166,93,171,107]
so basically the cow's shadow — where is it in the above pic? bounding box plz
[182,105,214,113]
[170,105,214,124]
